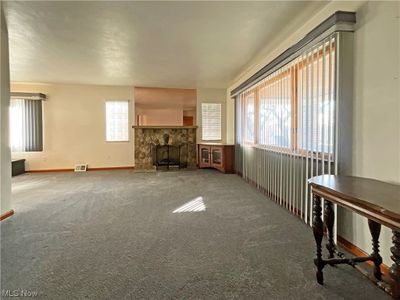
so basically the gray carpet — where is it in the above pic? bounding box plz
[1,169,389,299]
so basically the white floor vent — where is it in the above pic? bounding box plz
[74,164,88,172]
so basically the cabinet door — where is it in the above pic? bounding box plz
[211,146,224,170]
[199,146,211,167]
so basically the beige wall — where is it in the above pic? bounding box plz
[197,88,227,144]
[228,1,400,266]
[226,91,235,144]
[11,82,134,170]
[1,4,12,214]
[337,0,400,267]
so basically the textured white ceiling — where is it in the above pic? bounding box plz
[4,1,326,88]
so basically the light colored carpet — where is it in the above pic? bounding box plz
[1,169,389,299]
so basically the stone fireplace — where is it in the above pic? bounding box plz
[133,126,197,169]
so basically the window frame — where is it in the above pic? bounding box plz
[105,100,130,143]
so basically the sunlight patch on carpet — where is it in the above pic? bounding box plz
[173,196,206,213]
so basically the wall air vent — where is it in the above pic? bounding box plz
[74,164,87,172]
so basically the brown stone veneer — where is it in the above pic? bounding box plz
[134,127,197,169]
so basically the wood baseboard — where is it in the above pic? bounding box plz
[26,166,135,173]
[337,235,389,276]
[27,169,73,173]
[87,166,135,171]
[0,209,14,221]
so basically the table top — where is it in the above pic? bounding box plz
[308,175,400,229]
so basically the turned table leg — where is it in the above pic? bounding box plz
[313,194,324,284]
[324,200,335,259]
[390,230,400,299]
[367,219,382,281]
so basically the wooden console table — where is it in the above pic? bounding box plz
[308,175,400,299]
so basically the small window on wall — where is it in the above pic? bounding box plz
[201,103,221,141]
[105,100,129,142]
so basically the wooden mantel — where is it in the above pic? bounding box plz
[132,125,198,129]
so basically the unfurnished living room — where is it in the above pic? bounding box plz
[0,1,399,299]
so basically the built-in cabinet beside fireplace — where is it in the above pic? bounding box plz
[198,143,234,173]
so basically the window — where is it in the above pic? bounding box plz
[10,99,43,152]
[298,48,335,154]
[233,16,354,227]
[258,72,292,148]
[244,93,255,143]
[106,100,129,142]
[201,103,221,141]
[241,39,335,157]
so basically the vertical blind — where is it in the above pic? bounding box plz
[235,33,338,227]
[10,99,43,152]
[106,100,129,142]
[202,103,222,141]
